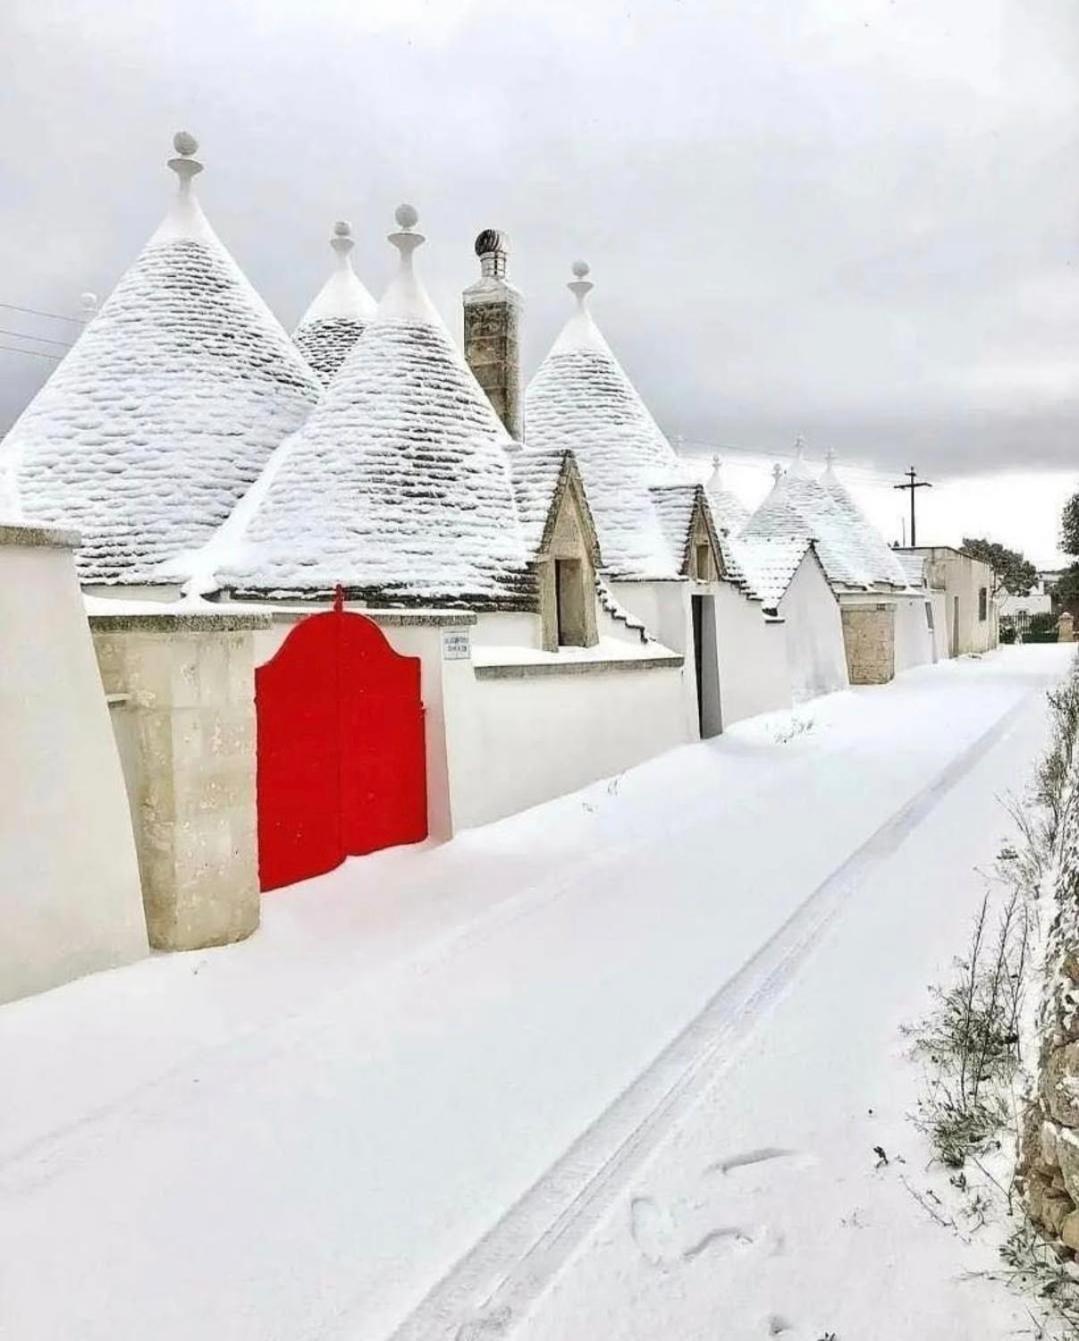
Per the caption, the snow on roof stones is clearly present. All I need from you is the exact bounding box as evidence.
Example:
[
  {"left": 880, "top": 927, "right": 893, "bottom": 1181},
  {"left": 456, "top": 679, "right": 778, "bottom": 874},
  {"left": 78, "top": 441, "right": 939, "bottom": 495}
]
[
  {"left": 292, "top": 220, "right": 377, "bottom": 386},
  {"left": 523, "top": 262, "right": 681, "bottom": 580},
  {"left": 728, "top": 534, "right": 815, "bottom": 611},
  {"left": 819, "top": 451, "right": 911, "bottom": 589},
  {"left": 219, "top": 206, "right": 533, "bottom": 609},
  {"left": 0, "top": 133, "right": 321, "bottom": 586},
  {"left": 742, "top": 444, "right": 902, "bottom": 592}
]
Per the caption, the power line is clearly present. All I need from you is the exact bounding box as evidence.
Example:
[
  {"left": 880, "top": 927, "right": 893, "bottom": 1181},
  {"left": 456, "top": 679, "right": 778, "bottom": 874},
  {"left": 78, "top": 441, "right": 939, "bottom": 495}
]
[
  {"left": 0, "top": 343, "right": 62, "bottom": 361},
  {"left": 0, "top": 300, "right": 85, "bottom": 326},
  {"left": 0, "top": 326, "right": 73, "bottom": 349}
]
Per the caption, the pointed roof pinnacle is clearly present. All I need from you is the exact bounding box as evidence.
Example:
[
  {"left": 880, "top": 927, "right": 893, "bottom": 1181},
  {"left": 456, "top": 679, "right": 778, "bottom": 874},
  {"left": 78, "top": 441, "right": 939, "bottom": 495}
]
[
  {"left": 389, "top": 203, "right": 424, "bottom": 261},
  {"left": 167, "top": 130, "right": 203, "bottom": 193},
  {"left": 330, "top": 219, "right": 355, "bottom": 264},
  {"left": 378, "top": 204, "right": 443, "bottom": 326},
  {"left": 772, "top": 462, "right": 784, "bottom": 483},
  {"left": 568, "top": 259, "right": 593, "bottom": 308},
  {"left": 824, "top": 446, "right": 837, "bottom": 476}
]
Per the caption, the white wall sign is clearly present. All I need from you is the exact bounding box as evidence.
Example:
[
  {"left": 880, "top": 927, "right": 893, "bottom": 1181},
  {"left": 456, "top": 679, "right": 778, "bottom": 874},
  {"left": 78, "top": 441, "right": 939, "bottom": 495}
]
[{"left": 442, "top": 630, "right": 471, "bottom": 662}]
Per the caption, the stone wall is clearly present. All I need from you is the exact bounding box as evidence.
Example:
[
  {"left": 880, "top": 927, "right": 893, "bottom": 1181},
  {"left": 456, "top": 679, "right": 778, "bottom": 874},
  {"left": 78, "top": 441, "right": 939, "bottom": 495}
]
[
  {"left": 91, "top": 611, "right": 268, "bottom": 951},
  {"left": 840, "top": 603, "right": 895, "bottom": 685}
]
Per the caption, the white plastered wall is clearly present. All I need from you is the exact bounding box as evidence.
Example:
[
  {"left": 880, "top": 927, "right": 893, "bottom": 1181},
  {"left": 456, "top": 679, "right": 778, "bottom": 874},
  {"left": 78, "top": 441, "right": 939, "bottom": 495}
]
[
  {"left": 0, "top": 529, "right": 147, "bottom": 1003},
  {"left": 444, "top": 662, "right": 691, "bottom": 830},
  {"left": 893, "top": 593, "right": 937, "bottom": 674},
  {"left": 713, "top": 581, "right": 793, "bottom": 726},
  {"left": 779, "top": 557, "right": 849, "bottom": 703}
]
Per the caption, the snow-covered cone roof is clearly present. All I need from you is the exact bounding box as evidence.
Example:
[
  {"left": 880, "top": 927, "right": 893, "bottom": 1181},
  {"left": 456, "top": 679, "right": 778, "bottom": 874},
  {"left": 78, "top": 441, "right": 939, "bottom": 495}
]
[
  {"left": 523, "top": 262, "right": 680, "bottom": 579},
  {"left": 0, "top": 133, "right": 320, "bottom": 585},
  {"left": 292, "top": 220, "right": 377, "bottom": 385},
  {"left": 741, "top": 445, "right": 874, "bottom": 591},
  {"left": 216, "top": 206, "right": 532, "bottom": 609},
  {"left": 704, "top": 455, "right": 750, "bottom": 535},
  {"left": 819, "top": 451, "right": 910, "bottom": 588}
]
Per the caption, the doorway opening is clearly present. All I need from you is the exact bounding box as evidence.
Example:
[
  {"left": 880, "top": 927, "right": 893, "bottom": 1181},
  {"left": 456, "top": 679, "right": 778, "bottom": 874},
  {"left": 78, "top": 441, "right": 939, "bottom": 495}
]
[
  {"left": 555, "top": 558, "right": 587, "bottom": 646},
  {"left": 691, "top": 594, "right": 722, "bottom": 738}
]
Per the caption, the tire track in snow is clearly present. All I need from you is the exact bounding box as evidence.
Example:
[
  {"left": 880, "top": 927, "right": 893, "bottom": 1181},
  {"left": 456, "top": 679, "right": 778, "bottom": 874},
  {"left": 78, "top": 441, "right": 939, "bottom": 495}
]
[{"left": 378, "top": 690, "right": 1033, "bottom": 1341}]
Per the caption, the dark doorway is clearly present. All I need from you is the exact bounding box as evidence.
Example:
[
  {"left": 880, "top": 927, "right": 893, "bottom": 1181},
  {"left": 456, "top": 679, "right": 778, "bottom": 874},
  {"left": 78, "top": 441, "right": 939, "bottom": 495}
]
[
  {"left": 691, "top": 594, "right": 722, "bottom": 738},
  {"left": 555, "top": 558, "right": 587, "bottom": 646}
]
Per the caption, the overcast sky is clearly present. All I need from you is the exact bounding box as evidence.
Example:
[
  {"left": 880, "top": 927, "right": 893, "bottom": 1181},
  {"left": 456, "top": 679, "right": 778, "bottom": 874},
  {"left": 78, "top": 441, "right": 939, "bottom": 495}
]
[{"left": 2, "top": 0, "right": 1077, "bottom": 563}]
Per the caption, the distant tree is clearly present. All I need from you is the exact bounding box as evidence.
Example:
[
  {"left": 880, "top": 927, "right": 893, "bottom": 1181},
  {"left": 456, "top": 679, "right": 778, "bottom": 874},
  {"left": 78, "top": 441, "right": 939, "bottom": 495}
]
[
  {"left": 960, "top": 537, "right": 1037, "bottom": 597},
  {"left": 1054, "top": 563, "right": 1079, "bottom": 617},
  {"left": 1062, "top": 494, "right": 1079, "bottom": 557}
]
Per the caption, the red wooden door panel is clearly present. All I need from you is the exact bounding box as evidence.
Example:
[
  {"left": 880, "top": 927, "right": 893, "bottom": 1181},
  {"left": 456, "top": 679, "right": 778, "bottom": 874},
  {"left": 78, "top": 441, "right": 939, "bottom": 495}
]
[{"left": 256, "top": 607, "right": 427, "bottom": 892}]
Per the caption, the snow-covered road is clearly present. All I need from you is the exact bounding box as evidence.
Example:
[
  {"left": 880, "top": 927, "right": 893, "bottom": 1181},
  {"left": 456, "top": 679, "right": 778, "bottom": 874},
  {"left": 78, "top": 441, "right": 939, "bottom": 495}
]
[{"left": 0, "top": 645, "right": 1071, "bottom": 1340}]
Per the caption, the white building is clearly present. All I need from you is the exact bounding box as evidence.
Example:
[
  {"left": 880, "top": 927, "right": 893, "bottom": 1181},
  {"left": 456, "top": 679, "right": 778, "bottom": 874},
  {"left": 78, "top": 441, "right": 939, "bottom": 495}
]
[{"left": 741, "top": 446, "right": 937, "bottom": 683}]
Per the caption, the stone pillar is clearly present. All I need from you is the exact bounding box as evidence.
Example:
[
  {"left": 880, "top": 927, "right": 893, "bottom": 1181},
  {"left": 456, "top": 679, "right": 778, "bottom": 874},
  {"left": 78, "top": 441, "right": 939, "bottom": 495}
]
[
  {"left": 840, "top": 603, "right": 896, "bottom": 684},
  {"left": 463, "top": 229, "right": 522, "bottom": 440},
  {"left": 91, "top": 611, "right": 271, "bottom": 952},
  {"left": 0, "top": 525, "right": 148, "bottom": 1002},
  {"left": 1059, "top": 611, "right": 1075, "bottom": 643}
]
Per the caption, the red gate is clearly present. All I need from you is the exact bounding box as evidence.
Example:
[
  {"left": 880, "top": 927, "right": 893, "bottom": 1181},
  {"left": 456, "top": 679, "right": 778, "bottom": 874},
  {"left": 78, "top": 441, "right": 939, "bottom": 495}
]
[{"left": 255, "top": 603, "right": 427, "bottom": 891}]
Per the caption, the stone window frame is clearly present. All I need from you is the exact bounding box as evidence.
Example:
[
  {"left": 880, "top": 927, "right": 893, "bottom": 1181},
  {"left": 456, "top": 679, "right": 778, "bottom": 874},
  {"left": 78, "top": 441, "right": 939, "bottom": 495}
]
[{"left": 536, "top": 454, "right": 602, "bottom": 654}]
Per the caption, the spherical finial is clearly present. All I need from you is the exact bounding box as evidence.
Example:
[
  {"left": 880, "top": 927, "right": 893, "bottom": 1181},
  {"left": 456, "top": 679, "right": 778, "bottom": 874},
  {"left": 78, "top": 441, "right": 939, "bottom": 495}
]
[
  {"left": 80, "top": 291, "right": 98, "bottom": 311},
  {"left": 333, "top": 220, "right": 352, "bottom": 238},
  {"left": 571, "top": 259, "right": 590, "bottom": 279},
  {"left": 772, "top": 462, "right": 783, "bottom": 483},
  {"left": 395, "top": 203, "right": 419, "bottom": 230},
  {"left": 173, "top": 130, "right": 198, "bottom": 157}
]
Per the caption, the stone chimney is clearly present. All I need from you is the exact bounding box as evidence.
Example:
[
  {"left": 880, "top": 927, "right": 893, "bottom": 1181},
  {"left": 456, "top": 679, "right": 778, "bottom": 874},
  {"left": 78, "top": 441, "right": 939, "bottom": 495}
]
[{"left": 463, "top": 229, "right": 522, "bottom": 441}]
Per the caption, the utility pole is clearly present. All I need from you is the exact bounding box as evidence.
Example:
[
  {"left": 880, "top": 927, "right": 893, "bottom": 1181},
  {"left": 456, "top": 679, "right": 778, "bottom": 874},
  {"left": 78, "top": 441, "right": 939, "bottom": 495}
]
[{"left": 893, "top": 467, "right": 932, "bottom": 547}]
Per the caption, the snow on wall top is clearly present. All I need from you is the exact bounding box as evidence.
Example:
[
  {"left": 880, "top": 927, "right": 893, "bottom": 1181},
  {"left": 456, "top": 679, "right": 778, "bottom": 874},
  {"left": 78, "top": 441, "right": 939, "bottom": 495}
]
[
  {"left": 292, "top": 220, "right": 377, "bottom": 386},
  {"left": 216, "top": 207, "right": 533, "bottom": 609},
  {"left": 0, "top": 134, "right": 321, "bottom": 585},
  {"left": 704, "top": 456, "right": 751, "bottom": 536},
  {"left": 523, "top": 264, "right": 681, "bottom": 580},
  {"left": 728, "top": 534, "right": 814, "bottom": 610},
  {"left": 741, "top": 448, "right": 901, "bottom": 592}
]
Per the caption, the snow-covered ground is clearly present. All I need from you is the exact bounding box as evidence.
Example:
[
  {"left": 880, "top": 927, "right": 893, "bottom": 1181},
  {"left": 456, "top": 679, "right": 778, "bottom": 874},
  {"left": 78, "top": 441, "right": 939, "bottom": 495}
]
[{"left": 0, "top": 645, "right": 1071, "bottom": 1340}]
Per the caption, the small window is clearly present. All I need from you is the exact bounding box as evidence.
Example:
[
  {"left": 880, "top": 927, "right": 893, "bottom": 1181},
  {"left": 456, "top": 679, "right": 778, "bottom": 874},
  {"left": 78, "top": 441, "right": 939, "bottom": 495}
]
[
  {"left": 978, "top": 587, "right": 988, "bottom": 622},
  {"left": 695, "top": 543, "right": 711, "bottom": 580},
  {"left": 555, "top": 558, "right": 587, "bottom": 646},
  {"left": 925, "top": 601, "right": 934, "bottom": 631}
]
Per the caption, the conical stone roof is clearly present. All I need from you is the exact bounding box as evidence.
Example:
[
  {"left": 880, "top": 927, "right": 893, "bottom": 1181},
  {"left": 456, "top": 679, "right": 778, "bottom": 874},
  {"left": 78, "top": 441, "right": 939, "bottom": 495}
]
[
  {"left": 0, "top": 133, "right": 321, "bottom": 585},
  {"left": 819, "top": 454, "right": 910, "bottom": 588},
  {"left": 704, "top": 455, "right": 750, "bottom": 535},
  {"left": 217, "top": 206, "right": 532, "bottom": 609},
  {"left": 742, "top": 445, "right": 899, "bottom": 591},
  {"left": 523, "top": 263, "right": 680, "bottom": 580},
  {"left": 292, "top": 219, "right": 377, "bottom": 385}
]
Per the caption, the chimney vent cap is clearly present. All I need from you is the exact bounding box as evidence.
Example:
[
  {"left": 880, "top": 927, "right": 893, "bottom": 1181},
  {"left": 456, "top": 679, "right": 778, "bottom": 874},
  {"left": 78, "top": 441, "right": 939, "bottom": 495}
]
[{"left": 475, "top": 228, "right": 508, "bottom": 257}]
